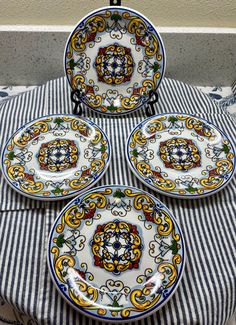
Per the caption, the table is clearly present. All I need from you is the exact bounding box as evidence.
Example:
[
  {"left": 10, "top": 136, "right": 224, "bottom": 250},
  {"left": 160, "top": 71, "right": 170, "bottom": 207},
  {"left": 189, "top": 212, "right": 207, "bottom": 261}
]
[{"left": 0, "top": 77, "right": 235, "bottom": 325}]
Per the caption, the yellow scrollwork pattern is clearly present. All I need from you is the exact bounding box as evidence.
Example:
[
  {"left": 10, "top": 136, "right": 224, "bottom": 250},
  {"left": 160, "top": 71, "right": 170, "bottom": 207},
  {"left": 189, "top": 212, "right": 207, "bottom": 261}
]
[
  {"left": 91, "top": 220, "right": 142, "bottom": 274},
  {"left": 3, "top": 116, "right": 109, "bottom": 197},
  {"left": 200, "top": 159, "right": 233, "bottom": 189},
  {"left": 128, "top": 114, "right": 234, "bottom": 195},
  {"left": 6, "top": 165, "right": 44, "bottom": 193},
  {"left": 177, "top": 115, "right": 216, "bottom": 141},
  {"left": 68, "top": 12, "right": 110, "bottom": 55},
  {"left": 65, "top": 9, "right": 164, "bottom": 114},
  {"left": 56, "top": 189, "right": 111, "bottom": 233},
  {"left": 121, "top": 288, "right": 162, "bottom": 318},
  {"left": 49, "top": 186, "right": 184, "bottom": 319},
  {"left": 13, "top": 119, "right": 50, "bottom": 147},
  {"left": 69, "top": 281, "right": 99, "bottom": 309},
  {"left": 123, "top": 12, "right": 160, "bottom": 59},
  {"left": 135, "top": 161, "right": 176, "bottom": 191}
]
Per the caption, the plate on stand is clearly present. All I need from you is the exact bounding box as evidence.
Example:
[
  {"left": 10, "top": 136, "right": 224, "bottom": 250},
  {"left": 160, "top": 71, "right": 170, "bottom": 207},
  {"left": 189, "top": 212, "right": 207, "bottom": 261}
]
[
  {"left": 126, "top": 113, "right": 235, "bottom": 198},
  {"left": 1, "top": 114, "right": 111, "bottom": 200},
  {"left": 47, "top": 185, "right": 185, "bottom": 322},
  {"left": 64, "top": 6, "right": 165, "bottom": 115}
]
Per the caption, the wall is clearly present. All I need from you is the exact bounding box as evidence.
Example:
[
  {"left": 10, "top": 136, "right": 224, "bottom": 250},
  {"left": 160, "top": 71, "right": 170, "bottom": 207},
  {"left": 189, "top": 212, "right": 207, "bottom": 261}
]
[
  {"left": 0, "top": 27, "right": 235, "bottom": 86},
  {"left": 0, "top": 0, "right": 236, "bottom": 27}
]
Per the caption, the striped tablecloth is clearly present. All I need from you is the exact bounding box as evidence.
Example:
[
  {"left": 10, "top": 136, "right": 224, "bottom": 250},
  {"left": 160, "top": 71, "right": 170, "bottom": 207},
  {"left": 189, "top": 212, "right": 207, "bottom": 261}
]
[{"left": 0, "top": 77, "right": 235, "bottom": 325}]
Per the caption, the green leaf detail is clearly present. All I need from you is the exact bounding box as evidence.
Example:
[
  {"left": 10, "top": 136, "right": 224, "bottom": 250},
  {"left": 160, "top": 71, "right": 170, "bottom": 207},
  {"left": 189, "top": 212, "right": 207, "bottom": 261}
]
[
  {"left": 56, "top": 234, "right": 66, "bottom": 248},
  {"left": 112, "top": 299, "right": 122, "bottom": 308},
  {"left": 168, "top": 116, "right": 178, "bottom": 124},
  {"left": 222, "top": 144, "right": 230, "bottom": 154},
  {"left": 54, "top": 117, "right": 64, "bottom": 125},
  {"left": 111, "top": 14, "right": 122, "bottom": 22},
  {"left": 186, "top": 186, "right": 198, "bottom": 194},
  {"left": 100, "top": 144, "right": 106, "bottom": 153},
  {"left": 170, "top": 240, "right": 179, "bottom": 254},
  {"left": 132, "top": 149, "right": 139, "bottom": 157},
  {"left": 153, "top": 62, "right": 160, "bottom": 72},
  {"left": 107, "top": 104, "right": 117, "bottom": 111},
  {"left": 8, "top": 151, "right": 15, "bottom": 160},
  {"left": 69, "top": 59, "right": 77, "bottom": 70},
  {"left": 52, "top": 186, "right": 63, "bottom": 195},
  {"left": 113, "top": 190, "right": 125, "bottom": 198}
]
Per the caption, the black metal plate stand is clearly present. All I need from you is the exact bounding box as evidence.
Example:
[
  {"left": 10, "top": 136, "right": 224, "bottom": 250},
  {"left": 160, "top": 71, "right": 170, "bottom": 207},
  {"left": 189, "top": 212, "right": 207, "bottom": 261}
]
[
  {"left": 70, "top": 0, "right": 159, "bottom": 117},
  {"left": 110, "top": 0, "right": 121, "bottom": 5},
  {"left": 71, "top": 89, "right": 83, "bottom": 116},
  {"left": 145, "top": 90, "right": 159, "bottom": 117}
]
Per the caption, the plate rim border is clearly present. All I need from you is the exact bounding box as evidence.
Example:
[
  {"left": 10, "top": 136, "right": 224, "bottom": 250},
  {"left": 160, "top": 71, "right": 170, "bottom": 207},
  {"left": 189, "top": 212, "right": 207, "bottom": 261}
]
[
  {"left": 125, "top": 112, "right": 236, "bottom": 199},
  {"left": 63, "top": 5, "right": 166, "bottom": 116},
  {"left": 47, "top": 184, "right": 186, "bottom": 322},
  {"left": 1, "top": 113, "right": 111, "bottom": 201}
]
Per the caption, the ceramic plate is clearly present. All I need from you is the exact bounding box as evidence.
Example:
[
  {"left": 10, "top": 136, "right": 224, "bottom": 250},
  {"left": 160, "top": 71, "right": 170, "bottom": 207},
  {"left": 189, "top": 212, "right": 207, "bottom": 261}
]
[
  {"left": 48, "top": 185, "right": 185, "bottom": 322},
  {"left": 64, "top": 6, "right": 165, "bottom": 116},
  {"left": 126, "top": 113, "right": 235, "bottom": 198},
  {"left": 1, "top": 115, "right": 111, "bottom": 200}
]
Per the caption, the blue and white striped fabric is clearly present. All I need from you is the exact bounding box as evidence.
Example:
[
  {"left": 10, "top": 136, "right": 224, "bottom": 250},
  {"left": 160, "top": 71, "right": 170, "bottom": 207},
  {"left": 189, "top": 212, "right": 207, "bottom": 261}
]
[{"left": 0, "top": 77, "right": 235, "bottom": 325}]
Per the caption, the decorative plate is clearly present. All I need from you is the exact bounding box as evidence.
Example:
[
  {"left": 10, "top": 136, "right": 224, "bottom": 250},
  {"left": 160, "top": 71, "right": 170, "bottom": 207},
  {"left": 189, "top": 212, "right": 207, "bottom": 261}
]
[
  {"left": 48, "top": 185, "right": 185, "bottom": 322},
  {"left": 64, "top": 6, "right": 165, "bottom": 116},
  {"left": 126, "top": 113, "right": 235, "bottom": 198},
  {"left": 1, "top": 115, "right": 110, "bottom": 200}
]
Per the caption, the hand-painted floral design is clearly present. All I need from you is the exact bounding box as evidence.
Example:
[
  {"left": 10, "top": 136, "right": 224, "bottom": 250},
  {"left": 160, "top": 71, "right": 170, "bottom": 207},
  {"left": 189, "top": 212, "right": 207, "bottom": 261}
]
[
  {"left": 65, "top": 7, "right": 165, "bottom": 115},
  {"left": 149, "top": 234, "right": 181, "bottom": 263},
  {"left": 106, "top": 12, "right": 127, "bottom": 39},
  {"left": 131, "top": 145, "right": 154, "bottom": 162},
  {"left": 95, "top": 44, "right": 134, "bottom": 85},
  {"left": 159, "top": 138, "right": 201, "bottom": 171},
  {"left": 6, "top": 148, "right": 33, "bottom": 166},
  {"left": 100, "top": 280, "right": 130, "bottom": 310},
  {"left": 106, "top": 188, "right": 132, "bottom": 217},
  {"left": 48, "top": 185, "right": 185, "bottom": 320},
  {"left": 2, "top": 115, "right": 110, "bottom": 199},
  {"left": 67, "top": 53, "right": 90, "bottom": 75},
  {"left": 38, "top": 139, "right": 79, "bottom": 172},
  {"left": 91, "top": 220, "right": 143, "bottom": 275},
  {"left": 54, "top": 229, "right": 86, "bottom": 256},
  {"left": 127, "top": 114, "right": 235, "bottom": 197},
  {"left": 138, "top": 56, "right": 160, "bottom": 78}
]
